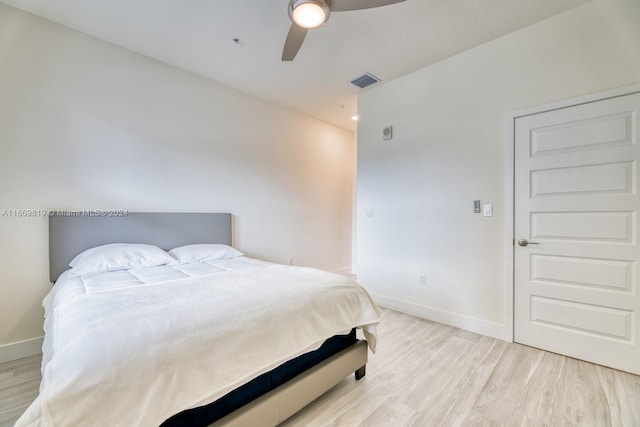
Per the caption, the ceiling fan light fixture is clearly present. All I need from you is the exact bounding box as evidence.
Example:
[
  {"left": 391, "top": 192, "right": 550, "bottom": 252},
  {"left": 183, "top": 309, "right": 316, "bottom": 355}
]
[
  {"left": 282, "top": 0, "right": 405, "bottom": 61},
  {"left": 289, "top": 0, "right": 330, "bottom": 29}
]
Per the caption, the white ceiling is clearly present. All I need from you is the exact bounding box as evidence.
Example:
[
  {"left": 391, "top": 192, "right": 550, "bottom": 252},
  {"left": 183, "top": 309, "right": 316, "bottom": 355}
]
[{"left": 1, "top": 0, "right": 589, "bottom": 131}]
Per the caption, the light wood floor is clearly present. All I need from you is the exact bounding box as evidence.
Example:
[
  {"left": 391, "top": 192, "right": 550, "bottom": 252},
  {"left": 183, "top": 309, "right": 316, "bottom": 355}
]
[
  {"left": 1, "top": 309, "right": 639, "bottom": 426},
  {"left": 0, "top": 353, "right": 40, "bottom": 427},
  {"left": 281, "top": 309, "right": 640, "bottom": 427}
]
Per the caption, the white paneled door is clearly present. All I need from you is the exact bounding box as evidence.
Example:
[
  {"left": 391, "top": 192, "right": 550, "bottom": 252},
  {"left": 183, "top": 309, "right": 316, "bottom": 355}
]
[{"left": 514, "top": 92, "right": 640, "bottom": 375}]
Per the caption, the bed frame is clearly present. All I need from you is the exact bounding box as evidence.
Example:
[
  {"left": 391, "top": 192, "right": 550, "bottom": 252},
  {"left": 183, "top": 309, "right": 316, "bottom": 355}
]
[{"left": 48, "top": 212, "right": 368, "bottom": 426}]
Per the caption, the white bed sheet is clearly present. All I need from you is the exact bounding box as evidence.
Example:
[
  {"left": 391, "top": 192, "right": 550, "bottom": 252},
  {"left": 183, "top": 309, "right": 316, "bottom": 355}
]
[{"left": 16, "top": 257, "right": 380, "bottom": 427}]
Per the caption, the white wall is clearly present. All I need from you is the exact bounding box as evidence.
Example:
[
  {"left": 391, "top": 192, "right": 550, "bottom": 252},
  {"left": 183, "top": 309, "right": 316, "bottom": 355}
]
[
  {"left": 356, "top": 0, "right": 640, "bottom": 338},
  {"left": 0, "top": 4, "right": 356, "bottom": 357}
]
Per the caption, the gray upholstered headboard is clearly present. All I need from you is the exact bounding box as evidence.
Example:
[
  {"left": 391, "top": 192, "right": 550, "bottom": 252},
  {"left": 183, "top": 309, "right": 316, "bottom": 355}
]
[{"left": 49, "top": 212, "right": 232, "bottom": 282}]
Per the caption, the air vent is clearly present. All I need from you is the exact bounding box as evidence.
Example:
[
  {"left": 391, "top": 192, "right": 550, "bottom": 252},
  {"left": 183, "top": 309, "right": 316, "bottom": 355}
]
[{"left": 350, "top": 73, "right": 380, "bottom": 89}]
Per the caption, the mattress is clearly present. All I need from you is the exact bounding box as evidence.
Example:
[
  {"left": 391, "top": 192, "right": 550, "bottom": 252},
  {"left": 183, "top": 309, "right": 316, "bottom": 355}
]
[{"left": 16, "top": 256, "right": 380, "bottom": 427}]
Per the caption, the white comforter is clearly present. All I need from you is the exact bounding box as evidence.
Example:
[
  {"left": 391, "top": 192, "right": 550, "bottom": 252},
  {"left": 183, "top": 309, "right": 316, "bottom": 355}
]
[{"left": 16, "top": 257, "right": 380, "bottom": 427}]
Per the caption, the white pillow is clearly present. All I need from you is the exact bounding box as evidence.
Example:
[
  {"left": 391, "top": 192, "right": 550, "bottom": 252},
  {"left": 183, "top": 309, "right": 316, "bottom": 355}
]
[
  {"left": 169, "top": 244, "right": 244, "bottom": 264},
  {"left": 69, "top": 243, "right": 175, "bottom": 276}
]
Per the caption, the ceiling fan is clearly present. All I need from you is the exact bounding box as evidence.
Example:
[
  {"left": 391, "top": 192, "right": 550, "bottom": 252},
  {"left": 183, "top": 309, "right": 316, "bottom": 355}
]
[{"left": 282, "top": 0, "right": 406, "bottom": 61}]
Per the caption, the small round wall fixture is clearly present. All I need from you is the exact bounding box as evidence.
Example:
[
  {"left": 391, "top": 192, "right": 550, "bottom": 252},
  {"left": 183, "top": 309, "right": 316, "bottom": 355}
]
[{"left": 383, "top": 126, "right": 393, "bottom": 141}]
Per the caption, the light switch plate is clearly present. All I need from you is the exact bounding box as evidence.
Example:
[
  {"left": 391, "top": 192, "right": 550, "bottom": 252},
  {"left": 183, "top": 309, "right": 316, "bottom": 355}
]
[{"left": 483, "top": 204, "right": 493, "bottom": 217}]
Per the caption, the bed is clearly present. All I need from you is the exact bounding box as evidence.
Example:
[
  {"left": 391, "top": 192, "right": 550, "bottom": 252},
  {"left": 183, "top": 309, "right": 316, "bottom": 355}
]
[{"left": 16, "top": 212, "right": 380, "bottom": 427}]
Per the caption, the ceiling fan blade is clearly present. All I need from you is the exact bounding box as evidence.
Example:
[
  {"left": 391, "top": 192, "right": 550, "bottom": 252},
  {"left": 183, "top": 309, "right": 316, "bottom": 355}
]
[
  {"left": 282, "top": 24, "right": 308, "bottom": 61},
  {"left": 327, "top": 0, "right": 405, "bottom": 12}
]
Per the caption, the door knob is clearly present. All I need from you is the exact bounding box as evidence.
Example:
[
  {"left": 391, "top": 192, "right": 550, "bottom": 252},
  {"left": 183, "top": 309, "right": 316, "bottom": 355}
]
[{"left": 517, "top": 239, "right": 539, "bottom": 247}]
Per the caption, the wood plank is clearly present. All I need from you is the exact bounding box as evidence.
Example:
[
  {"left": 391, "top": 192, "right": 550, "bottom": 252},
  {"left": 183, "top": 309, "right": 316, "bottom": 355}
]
[
  {"left": 563, "top": 358, "right": 612, "bottom": 426},
  {"left": 357, "top": 398, "right": 416, "bottom": 427},
  {"left": 0, "top": 354, "right": 41, "bottom": 389},
  {"left": 519, "top": 350, "right": 567, "bottom": 425},
  {"left": 595, "top": 363, "right": 640, "bottom": 426},
  {"left": 472, "top": 344, "right": 545, "bottom": 423}
]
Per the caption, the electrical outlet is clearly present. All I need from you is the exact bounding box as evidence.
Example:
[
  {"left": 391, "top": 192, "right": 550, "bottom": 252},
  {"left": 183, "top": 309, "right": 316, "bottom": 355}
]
[
  {"left": 419, "top": 274, "right": 427, "bottom": 286},
  {"left": 287, "top": 257, "right": 293, "bottom": 265}
]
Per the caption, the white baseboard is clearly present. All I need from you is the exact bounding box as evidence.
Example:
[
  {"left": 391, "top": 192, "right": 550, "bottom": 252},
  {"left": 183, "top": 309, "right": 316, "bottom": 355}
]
[
  {"left": 0, "top": 336, "right": 43, "bottom": 364},
  {"left": 370, "top": 293, "right": 506, "bottom": 341}
]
